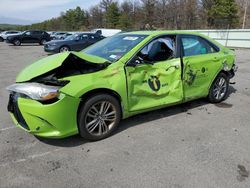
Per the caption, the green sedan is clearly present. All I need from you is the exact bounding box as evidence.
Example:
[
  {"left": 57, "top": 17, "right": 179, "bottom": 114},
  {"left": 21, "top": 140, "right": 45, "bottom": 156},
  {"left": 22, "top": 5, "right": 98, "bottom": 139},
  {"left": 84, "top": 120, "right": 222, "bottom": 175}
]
[{"left": 7, "top": 31, "right": 237, "bottom": 140}]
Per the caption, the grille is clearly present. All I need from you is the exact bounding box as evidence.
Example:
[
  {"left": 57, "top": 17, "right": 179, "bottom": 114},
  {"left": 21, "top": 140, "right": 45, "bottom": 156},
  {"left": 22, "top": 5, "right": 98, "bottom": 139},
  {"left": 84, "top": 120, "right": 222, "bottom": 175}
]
[{"left": 8, "top": 94, "right": 30, "bottom": 130}]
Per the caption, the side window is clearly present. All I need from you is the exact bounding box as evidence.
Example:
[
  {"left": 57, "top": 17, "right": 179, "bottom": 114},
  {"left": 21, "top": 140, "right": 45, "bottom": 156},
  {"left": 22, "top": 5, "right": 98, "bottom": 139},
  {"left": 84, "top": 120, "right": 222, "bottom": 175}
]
[
  {"left": 81, "top": 35, "right": 88, "bottom": 40},
  {"left": 25, "top": 31, "right": 31, "bottom": 35},
  {"left": 139, "top": 37, "right": 175, "bottom": 62},
  {"left": 89, "top": 35, "right": 95, "bottom": 40},
  {"left": 181, "top": 36, "right": 217, "bottom": 57},
  {"left": 33, "top": 31, "right": 41, "bottom": 35}
]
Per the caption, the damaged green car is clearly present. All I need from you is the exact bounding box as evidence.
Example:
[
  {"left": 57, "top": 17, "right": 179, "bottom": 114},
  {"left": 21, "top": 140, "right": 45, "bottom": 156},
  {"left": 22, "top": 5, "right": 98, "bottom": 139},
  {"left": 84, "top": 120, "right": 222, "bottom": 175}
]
[{"left": 7, "top": 31, "right": 237, "bottom": 140}]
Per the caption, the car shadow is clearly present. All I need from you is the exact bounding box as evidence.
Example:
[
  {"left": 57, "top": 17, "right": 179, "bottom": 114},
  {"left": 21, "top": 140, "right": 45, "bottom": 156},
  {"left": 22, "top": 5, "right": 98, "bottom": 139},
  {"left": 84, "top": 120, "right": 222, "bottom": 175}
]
[
  {"left": 8, "top": 44, "right": 42, "bottom": 46},
  {"left": 35, "top": 134, "right": 88, "bottom": 147},
  {"left": 228, "top": 85, "right": 237, "bottom": 97},
  {"left": 38, "top": 85, "right": 237, "bottom": 147}
]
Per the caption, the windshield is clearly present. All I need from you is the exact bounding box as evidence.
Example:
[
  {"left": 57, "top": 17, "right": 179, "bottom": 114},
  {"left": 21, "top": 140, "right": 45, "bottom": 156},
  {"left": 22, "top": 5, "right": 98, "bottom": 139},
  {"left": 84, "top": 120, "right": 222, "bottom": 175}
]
[{"left": 83, "top": 34, "right": 147, "bottom": 62}]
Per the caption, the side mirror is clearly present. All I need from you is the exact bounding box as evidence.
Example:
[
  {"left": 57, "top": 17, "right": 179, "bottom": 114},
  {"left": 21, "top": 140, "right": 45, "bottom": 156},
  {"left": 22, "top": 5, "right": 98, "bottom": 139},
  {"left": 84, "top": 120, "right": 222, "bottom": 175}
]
[{"left": 75, "top": 37, "right": 80, "bottom": 41}]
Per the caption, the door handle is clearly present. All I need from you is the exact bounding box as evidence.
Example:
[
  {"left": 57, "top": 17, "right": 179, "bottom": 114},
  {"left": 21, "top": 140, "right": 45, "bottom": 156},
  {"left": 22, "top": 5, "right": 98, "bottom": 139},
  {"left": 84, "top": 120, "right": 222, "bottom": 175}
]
[{"left": 166, "top": 65, "right": 179, "bottom": 71}]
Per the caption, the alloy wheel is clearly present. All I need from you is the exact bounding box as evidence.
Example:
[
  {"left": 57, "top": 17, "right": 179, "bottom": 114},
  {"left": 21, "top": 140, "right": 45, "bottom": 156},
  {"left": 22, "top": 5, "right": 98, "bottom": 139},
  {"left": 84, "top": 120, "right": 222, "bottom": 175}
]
[
  {"left": 84, "top": 101, "right": 117, "bottom": 136},
  {"left": 212, "top": 77, "right": 227, "bottom": 100},
  {"left": 60, "top": 47, "right": 69, "bottom": 52},
  {"left": 41, "top": 39, "right": 47, "bottom": 45}
]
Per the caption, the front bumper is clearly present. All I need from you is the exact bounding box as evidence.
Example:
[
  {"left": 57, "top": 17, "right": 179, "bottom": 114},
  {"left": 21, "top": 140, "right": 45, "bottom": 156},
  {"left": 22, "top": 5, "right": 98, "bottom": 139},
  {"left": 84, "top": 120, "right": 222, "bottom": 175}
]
[
  {"left": 5, "top": 39, "right": 13, "bottom": 44},
  {"left": 44, "top": 44, "right": 59, "bottom": 53},
  {"left": 229, "top": 64, "right": 238, "bottom": 78},
  {"left": 8, "top": 93, "right": 80, "bottom": 138}
]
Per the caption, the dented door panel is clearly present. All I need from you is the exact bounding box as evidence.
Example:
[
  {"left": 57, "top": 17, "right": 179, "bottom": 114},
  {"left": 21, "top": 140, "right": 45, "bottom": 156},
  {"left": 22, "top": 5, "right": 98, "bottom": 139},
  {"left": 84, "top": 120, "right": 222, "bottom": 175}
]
[
  {"left": 183, "top": 53, "right": 224, "bottom": 101},
  {"left": 126, "top": 58, "right": 183, "bottom": 111}
]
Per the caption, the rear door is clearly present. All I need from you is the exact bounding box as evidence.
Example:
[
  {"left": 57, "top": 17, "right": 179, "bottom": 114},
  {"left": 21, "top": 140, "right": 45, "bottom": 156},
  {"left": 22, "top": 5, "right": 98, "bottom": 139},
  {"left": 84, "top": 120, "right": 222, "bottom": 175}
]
[
  {"left": 88, "top": 34, "right": 101, "bottom": 45},
  {"left": 74, "top": 34, "right": 89, "bottom": 51},
  {"left": 180, "top": 34, "right": 223, "bottom": 101},
  {"left": 32, "top": 31, "right": 41, "bottom": 42}
]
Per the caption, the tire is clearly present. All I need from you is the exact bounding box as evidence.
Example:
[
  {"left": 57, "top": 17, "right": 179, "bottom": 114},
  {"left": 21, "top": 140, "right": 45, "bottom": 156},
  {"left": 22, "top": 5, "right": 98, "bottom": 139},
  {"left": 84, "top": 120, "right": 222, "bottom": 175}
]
[
  {"left": 59, "top": 46, "right": 70, "bottom": 52},
  {"left": 13, "top": 39, "right": 21, "bottom": 46},
  {"left": 78, "top": 94, "right": 121, "bottom": 141},
  {"left": 40, "top": 39, "right": 47, "bottom": 45},
  {"left": 0, "top": 37, "right": 3, "bottom": 42},
  {"left": 208, "top": 72, "right": 229, "bottom": 103}
]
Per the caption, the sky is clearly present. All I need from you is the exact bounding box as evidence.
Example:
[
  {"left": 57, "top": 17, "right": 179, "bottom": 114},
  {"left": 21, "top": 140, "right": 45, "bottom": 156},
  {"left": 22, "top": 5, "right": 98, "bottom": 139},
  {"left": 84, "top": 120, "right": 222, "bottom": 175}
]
[{"left": 0, "top": 0, "right": 103, "bottom": 24}]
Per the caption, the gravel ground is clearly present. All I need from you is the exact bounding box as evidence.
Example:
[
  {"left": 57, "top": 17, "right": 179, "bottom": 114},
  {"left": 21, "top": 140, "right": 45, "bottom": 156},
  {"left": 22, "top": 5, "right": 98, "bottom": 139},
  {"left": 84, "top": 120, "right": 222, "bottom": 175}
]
[{"left": 0, "top": 42, "right": 250, "bottom": 188}]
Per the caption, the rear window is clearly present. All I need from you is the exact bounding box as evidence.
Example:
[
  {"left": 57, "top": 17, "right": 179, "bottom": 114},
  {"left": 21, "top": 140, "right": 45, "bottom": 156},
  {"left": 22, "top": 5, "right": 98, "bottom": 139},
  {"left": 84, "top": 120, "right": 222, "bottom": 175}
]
[{"left": 181, "top": 35, "right": 219, "bottom": 56}]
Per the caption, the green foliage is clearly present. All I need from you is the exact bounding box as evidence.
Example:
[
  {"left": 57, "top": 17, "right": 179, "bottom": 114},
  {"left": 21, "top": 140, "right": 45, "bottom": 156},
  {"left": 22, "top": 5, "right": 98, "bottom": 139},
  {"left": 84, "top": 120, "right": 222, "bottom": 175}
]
[
  {"left": 105, "top": 2, "right": 120, "bottom": 28},
  {"left": 8, "top": 0, "right": 242, "bottom": 32},
  {"left": 207, "top": 0, "right": 239, "bottom": 28},
  {"left": 0, "top": 24, "right": 20, "bottom": 31},
  {"left": 118, "top": 1, "right": 133, "bottom": 30},
  {"left": 18, "top": 6, "right": 88, "bottom": 31}
]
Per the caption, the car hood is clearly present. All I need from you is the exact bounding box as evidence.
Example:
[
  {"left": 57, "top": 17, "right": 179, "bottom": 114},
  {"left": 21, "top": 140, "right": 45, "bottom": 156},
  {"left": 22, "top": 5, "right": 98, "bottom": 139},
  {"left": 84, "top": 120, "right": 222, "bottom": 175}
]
[{"left": 16, "top": 51, "right": 110, "bottom": 83}]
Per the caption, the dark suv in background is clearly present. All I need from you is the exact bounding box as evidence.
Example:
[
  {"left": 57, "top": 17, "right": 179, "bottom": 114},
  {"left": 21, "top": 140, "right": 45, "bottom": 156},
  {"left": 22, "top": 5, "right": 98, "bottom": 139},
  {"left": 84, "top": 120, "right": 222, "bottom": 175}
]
[{"left": 6, "top": 30, "right": 51, "bottom": 46}]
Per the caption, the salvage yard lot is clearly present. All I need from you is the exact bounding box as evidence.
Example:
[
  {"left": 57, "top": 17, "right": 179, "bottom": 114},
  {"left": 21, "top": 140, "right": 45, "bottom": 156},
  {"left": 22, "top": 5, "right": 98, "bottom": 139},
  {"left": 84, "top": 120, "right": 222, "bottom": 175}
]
[{"left": 0, "top": 42, "right": 250, "bottom": 188}]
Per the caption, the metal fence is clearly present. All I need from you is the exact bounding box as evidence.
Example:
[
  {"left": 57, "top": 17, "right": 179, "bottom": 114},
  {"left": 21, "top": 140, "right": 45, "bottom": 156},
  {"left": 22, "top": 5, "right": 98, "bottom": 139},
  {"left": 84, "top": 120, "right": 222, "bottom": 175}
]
[{"left": 189, "top": 29, "right": 250, "bottom": 48}]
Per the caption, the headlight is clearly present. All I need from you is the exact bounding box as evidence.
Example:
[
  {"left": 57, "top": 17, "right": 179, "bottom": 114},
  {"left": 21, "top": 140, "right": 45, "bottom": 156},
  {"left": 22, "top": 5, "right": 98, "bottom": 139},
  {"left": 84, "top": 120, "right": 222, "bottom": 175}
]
[{"left": 6, "top": 83, "right": 60, "bottom": 101}]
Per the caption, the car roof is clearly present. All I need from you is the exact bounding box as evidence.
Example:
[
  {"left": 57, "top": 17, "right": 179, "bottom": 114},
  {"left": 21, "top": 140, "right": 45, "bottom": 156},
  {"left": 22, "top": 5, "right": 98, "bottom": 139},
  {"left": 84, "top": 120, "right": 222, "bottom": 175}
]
[
  {"left": 25, "top": 30, "right": 46, "bottom": 32},
  {"left": 123, "top": 30, "right": 204, "bottom": 37}
]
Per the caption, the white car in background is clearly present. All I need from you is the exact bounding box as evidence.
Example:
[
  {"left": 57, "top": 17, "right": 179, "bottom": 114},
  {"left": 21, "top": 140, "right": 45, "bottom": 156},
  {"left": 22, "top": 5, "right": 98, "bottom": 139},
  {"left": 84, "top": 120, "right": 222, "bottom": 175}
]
[
  {"left": 91, "top": 28, "right": 121, "bottom": 37},
  {"left": 0, "top": 30, "right": 20, "bottom": 42}
]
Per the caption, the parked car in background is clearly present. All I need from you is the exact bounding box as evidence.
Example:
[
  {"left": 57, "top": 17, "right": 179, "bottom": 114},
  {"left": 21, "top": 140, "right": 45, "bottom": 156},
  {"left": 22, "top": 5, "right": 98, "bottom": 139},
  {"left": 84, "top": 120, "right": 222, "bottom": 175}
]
[
  {"left": 44, "top": 32, "right": 105, "bottom": 53},
  {"left": 50, "top": 32, "right": 68, "bottom": 40},
  {"left": 0, "top": 30, "right": 20, "bottom": 42},
  {"left": 91, "top": 28, "right": 121, "bottom": 37},
  {"left": 6, "top": 31, "right": 237, "bottom": 140},
  {"left": 47, "top": 31, "right": 56, "bottom": 35},
  {"left": 5, "top": 30, "right": 51, "bottom": 46}
]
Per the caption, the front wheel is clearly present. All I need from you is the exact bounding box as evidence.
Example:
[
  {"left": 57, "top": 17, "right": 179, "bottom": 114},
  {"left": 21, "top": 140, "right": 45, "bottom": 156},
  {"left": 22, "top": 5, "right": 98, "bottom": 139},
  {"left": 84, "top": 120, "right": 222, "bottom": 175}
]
[
  {"left": 78, "top": 94, "right": 121, "bottom": 141},
  {"left": 59, "top": 46, "right": 70, "bottom": 52},
  {"left": 208, "top": 72, "right": 229, "bottom": 103}
]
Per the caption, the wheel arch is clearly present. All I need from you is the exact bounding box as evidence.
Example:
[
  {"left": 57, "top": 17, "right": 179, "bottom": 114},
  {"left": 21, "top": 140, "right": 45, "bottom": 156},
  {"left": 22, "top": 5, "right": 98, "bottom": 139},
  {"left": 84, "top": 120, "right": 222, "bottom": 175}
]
[
  {"left": 76, "top": 88, "right": 123, "bottom": 125},
  {"left": 60, "top": 45, "right": 71, "bottom": 50},
  {"left": 207, "top": 69, "right": 231, "bottom": 96}
]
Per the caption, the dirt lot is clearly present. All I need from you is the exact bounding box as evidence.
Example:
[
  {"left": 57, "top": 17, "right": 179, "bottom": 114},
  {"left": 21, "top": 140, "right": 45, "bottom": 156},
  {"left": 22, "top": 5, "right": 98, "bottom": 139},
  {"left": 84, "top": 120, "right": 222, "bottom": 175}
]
[{"left": 0, "top": 42, "right": 250, "bottom": 188}]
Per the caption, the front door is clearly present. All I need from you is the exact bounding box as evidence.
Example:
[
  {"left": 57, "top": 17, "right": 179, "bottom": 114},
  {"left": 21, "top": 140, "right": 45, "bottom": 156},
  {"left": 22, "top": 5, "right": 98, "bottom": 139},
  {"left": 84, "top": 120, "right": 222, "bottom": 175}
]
[
  {"left": 125, "top": 36, "right": 183, "bottom": 112},
  {"left": 22, "top": 31, "right": 34, "bottom": 43},
  {"left": 180, "top": 35, "right": 223, "bottom": 101}
]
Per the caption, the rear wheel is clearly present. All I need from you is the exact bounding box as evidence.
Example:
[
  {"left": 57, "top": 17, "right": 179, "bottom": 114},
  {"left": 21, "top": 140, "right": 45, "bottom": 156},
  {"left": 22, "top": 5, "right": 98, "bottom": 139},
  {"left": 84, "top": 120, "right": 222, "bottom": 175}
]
[
  {"left": 0, "top": 37, "right": 3, "bottom": 42},
  {"left": 40, "top": 39, "right": 47, "bottom": 45},
  {"left": 59, "top": 46, "right": 70, "bottom": 52},
  {"left": 208, "top": 72, "right": 229, "bottom": 103},
  {"left": 78, "top": 94, "right": 121, "bottom": 141},
  {"left": 13, "top": 39, "right": 21, "bottom": 46}
]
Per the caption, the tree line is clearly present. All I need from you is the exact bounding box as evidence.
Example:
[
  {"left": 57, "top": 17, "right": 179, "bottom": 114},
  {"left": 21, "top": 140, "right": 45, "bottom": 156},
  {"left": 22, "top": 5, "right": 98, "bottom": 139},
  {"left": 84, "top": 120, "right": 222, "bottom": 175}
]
[{"left": 16, "top": 0, "right": 249, "bottom": 31}]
